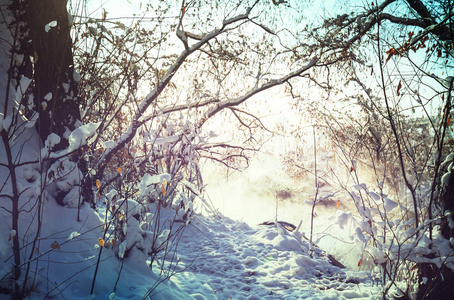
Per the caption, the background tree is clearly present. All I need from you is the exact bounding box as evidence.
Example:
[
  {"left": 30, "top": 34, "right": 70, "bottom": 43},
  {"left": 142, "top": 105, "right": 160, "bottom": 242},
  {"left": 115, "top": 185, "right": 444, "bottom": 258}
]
[{"left": 285, "top": 0, "right": 453, "bottom": 298}]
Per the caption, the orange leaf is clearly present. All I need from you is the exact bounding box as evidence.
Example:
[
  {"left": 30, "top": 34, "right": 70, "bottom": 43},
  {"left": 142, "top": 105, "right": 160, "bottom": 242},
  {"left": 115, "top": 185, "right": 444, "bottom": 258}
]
[
  {"left": 97, "top": 193, "right": 101, "bottom": 200},
  {"left": 98, "top": 238, "right": 105, "bottom": 247},
  {"left": 118, "top": 212, "right": 124, "bottom": 221},
  {"left": 117, "top": 167, "right": 122, "bottom": 174},
  {"left": 358, "top": 258, "right": 362, "bottom": 267},
  {"left": 161, "top": 180, "right": 167, "bottom": 196},
  {"left": 96, "top": 180, "right": 101, "bottom": 189},
  {"left": 448, "top": 117, "right": 451, "bottom": 126},
  {"left": 336, "top": 200, "right": 341, "bottom": 209},
  {"left": 50, "top": 241, "right": 60, "bottom": 251},
  {"left": 161, "top": 185, "right": 167, "bottom": 196},
  {"left": 110, "top": 239, "right": 115, "bottom": 246},
  {"left": 397, "top": 80, "right": 402, "bottom": 96}
]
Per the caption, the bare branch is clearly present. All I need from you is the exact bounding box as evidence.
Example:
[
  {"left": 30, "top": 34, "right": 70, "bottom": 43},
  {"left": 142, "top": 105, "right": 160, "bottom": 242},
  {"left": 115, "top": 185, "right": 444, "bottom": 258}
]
[
  {"left": 200, "top": 58, "right": 317, "bottom": 125},
  {"left": 96, "top": 8, "right": 255, "bottom": 173}
]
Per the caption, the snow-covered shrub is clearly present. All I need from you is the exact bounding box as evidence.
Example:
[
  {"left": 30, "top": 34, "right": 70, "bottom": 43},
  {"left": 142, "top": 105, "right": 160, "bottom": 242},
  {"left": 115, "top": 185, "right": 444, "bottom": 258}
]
[
  {"left": 283, "top": 89, "right": 454, "bottom": 299},
  {"left": 319, "top": 136, "right": 454, "bottom": 299}
]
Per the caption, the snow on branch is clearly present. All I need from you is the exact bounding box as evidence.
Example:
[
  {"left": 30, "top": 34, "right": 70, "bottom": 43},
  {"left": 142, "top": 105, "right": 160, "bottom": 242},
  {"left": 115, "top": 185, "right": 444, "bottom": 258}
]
[
  {"left": 199, "top": 57, "right": 317, "bottom": 125},
  {"left": 95, "top": 7, "right": 255, "bottom": 173}
]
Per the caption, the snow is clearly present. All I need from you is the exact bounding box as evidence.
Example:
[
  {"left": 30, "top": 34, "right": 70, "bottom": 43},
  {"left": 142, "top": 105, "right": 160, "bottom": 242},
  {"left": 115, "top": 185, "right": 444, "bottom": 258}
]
[
  {"left": 355, "top": 227, "right": 366, "bottom": 243},
  {"left": 336, "top": 211, "right": 353, "bottom": 229},
  {"left": 50, "top": 122, "right": 100, "bottom": 157},
  {"left": 45, "top": 20, "right": 57, "bottom": 32},
  {"left": 24, "top": 112, "right": 39, "bottom": 128},
  {"left": 41, "top": 133, "right": 61, "bottom": 157},
  {"left": 168, "top": 214, "right": 377, "bottom": 299},
  {"left": 68, "top": 122, "right": 99, "bottom": 149},
  {"left": 154, "top": 135, "right": 180, "bottom": 145},
  {"left": 73, "top": 70, "right": 82, "bottom": 83},
  {"left": 353, "top": 183, "right": 367, "bottom": 191},
  {"left": 67, "top": 231, "right": 80, "bottom": 240},
  {"left": 368, "top": 191, "right": 380, "bottom": 201},
  {"left": 19, "top": 76, "right": 32, "bottom": 96},
  {"left": 442, "top": 172, "right": 452, "bottom": 186},
  {"left": 383, "top": 198, "right": 398, "bottom": 212},
  {"left": 2, "top": 115, "right": 11, "bottom": 131},
  {"left": 139, "top": 173, "right": 171, "bottom": 199},
  {"left": 103, "top": 140, "right": 115, "bottom": 149}
]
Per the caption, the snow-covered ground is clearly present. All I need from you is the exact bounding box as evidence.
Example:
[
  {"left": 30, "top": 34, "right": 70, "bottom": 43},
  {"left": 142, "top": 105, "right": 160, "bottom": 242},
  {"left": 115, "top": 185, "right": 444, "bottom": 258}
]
[
  {"left": 0, "top": 148, "right": 381, "bottom": 299},
  {"left": 17, "top": 208, "right": 380, "bottom": 300},
  {"left": 0, "top": 125, "right": 381, "bottom": 299},
  {"left": 171, "top": 213, "right": 379, "bottom": 300}
]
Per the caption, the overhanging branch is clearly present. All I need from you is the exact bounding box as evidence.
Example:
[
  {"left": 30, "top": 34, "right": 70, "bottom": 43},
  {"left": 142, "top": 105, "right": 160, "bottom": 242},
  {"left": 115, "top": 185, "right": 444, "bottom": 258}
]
[
  {"left": 199, "top": 57, "right": 318, "bottom": 126},
  {"left": 95, "top": 7, "right": 255, "bottom": 173}
]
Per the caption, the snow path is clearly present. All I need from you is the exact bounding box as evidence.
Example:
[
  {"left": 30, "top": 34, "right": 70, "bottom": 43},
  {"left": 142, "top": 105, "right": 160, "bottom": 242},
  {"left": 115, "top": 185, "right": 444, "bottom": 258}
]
[{"left": 170, "top": 215, "right": 379, "bottom": 300}]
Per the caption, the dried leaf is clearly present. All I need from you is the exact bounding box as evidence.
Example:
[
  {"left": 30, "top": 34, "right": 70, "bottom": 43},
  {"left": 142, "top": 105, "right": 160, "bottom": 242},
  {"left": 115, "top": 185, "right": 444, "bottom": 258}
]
[
  {"left": 110, "top": 239, "right": 115, "bottom": 246},
  {"left": 118, "top": 212, "right": 124, "bottom": 221},
  {"left": 336, "top": 200, "right": 341, "bottom": 209},
  {"left": 50, "top": 241, "right": 60, "bottom": 251},
  {"left": 448, "top": 117, "right": 451, "bottom": 126},
  {"left": 96, "top": 180, "right": 101, "bottom": 189},
  {"left": 33, "top": 50, "right": 39, "bottom": 63},
  {"left": 97, "top": 193, "right": 101, "bottom": 200},
  {"left": 161, "top": 180, "right": 167, "bottom": 196},
  {"left": 358, "top": 258, "right": 362, "bottom": 267},
  {"left": 98, "top": 238, "right": 105, "bottom": 247},
  {"left": 161, "top": 185, "right": 166, "bottom": 196},
  {"left": 397, "top": 80, "right": 402, "bottom": 96},
  {"left": 117, "top": 167, "right": 122, "bottom": 174}
]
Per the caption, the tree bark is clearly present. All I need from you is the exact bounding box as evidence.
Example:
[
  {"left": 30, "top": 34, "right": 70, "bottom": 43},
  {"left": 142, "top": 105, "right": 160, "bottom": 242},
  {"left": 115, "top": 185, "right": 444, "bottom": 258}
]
[{"left": 24, "top": 0, "right": 80, "bottom": 150}]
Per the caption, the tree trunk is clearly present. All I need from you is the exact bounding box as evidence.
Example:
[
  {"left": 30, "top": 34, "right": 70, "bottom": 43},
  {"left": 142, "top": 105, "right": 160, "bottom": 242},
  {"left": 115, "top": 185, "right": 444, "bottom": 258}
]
[
  {"left": 15, "top": 0, "right": 94, "bottom": 206},
  {"left": 24, "top": 0, "right": 80, "bottom": 150}
]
